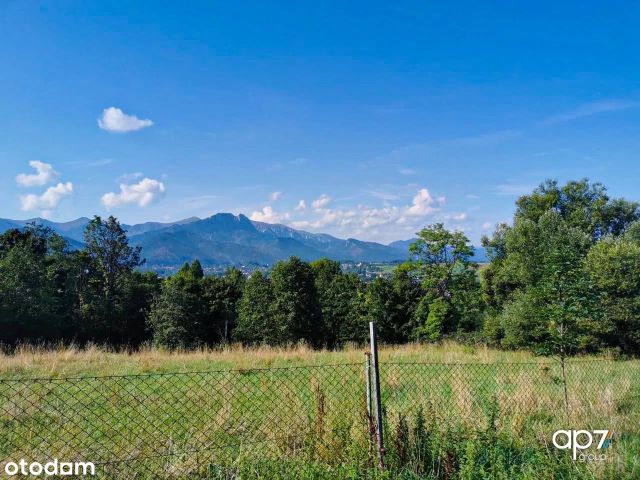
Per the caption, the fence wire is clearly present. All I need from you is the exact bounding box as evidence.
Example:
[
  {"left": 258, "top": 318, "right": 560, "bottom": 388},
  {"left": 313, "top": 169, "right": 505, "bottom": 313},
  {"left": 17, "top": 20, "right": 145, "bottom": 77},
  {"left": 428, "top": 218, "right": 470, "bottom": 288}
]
[
  {"left": 0, "top": 364, "right": 368, "bottom": 478},
  {"left": 1, "top": 359, "right": 639, "bottom": 478}
]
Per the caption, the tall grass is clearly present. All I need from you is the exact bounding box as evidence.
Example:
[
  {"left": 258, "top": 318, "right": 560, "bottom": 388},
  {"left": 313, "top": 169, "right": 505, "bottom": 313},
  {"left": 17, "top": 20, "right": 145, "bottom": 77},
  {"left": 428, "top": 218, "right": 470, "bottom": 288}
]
[
  {"left": 0, "top": 341, "right": 564, "bottom": 378},
  {"left": 0, "top": 343, "right": 638, "bottom": 479}
]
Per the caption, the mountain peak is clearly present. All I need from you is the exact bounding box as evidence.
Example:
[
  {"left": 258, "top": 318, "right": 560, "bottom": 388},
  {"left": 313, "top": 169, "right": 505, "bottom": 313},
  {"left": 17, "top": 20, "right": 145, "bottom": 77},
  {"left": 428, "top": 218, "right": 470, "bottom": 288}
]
[
  {"left": 0, "top": 213, "right": 409, "bottom": 267},
  {"left": 202, "top": 212, "right": 254, "bottom": 226}
]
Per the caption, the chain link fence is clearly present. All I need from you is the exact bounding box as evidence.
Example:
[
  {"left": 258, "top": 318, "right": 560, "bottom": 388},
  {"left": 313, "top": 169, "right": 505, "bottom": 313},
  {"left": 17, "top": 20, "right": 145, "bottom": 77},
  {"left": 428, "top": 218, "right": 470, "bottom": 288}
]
[
  {"left": 380, "top": 360, "right": 640, "bottom": 432},
  {"left": 1, "top": 356, "right": 639, "bottom": 477},
  {"left": 0, "top": 364, "right": 369, "bottom": 477}
]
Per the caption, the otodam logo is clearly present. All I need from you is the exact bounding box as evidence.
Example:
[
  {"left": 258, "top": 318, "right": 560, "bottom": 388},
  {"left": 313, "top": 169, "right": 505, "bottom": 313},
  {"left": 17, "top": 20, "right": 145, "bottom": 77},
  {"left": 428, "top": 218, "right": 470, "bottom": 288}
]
[{"left": 552, "top": 429, "right": 614, "bottom": 461}]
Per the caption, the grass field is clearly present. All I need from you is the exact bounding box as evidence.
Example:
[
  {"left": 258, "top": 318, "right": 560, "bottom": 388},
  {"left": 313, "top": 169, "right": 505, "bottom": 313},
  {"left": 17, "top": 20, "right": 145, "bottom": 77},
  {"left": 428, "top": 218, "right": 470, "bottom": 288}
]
[{"left": 1, "top": 343, "right": 639, "bottom": 479}]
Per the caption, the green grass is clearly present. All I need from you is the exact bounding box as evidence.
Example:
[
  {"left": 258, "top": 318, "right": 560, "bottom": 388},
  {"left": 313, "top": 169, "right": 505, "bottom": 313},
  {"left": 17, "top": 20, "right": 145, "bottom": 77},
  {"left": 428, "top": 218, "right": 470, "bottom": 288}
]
[{"left": 0, "top": 343, "right": 638, "bottom": 479}]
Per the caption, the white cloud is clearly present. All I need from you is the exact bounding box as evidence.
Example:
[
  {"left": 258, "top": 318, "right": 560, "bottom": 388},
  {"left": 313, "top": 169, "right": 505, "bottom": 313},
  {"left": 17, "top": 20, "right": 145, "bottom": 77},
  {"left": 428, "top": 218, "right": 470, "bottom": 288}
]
[
  {"left": 16, "top": 160, "right": 59, "bottom": 187},
  {"left": 398, "top": 168, "right": 416, "bottom": 176},
  {"left": 20, "top": 182, "right": 73, "bottom": 211},
  {"left": 482, "top": 222, "right": 493, "bottom": 230},
  {"left": 291, "top": 187, "right": 443, "bottom": 234},
  {"left": 465, "top": 194, "right": 480, "bottom": 200},
  {"left": 311, "top": 194, "right": 331, "bottom": 209},
  {"left": 407, "top": 189, "right": 442, "bottom": 216},
  {"left": 101, "top": 178, "right": 166, "bottom": 208},
  {"left": 269, "top": 191, "right": 282, "bottom": 202},
  {"left": 97, "top": 107, "right": 153, "bottom": 133},
  {"left": 543, "top": 100, "right": 639, "bottom": 125},
  {"left": 244, "top": 187, "right": 458, "bottom": 242},
  {"left": 249, "top": 206, "right": 290, "bottom": 223}
]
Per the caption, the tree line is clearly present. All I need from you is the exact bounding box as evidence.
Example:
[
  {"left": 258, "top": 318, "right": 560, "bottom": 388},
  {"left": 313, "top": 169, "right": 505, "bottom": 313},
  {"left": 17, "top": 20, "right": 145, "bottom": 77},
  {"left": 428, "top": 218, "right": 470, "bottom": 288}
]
[{"left": 2, "top": 179, "right": 640, "bottom": 355}]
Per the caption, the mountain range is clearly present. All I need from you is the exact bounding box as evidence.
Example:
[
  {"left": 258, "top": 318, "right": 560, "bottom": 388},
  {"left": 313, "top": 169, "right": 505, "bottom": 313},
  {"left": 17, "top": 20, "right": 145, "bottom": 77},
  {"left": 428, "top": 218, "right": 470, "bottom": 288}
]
[{"left": 0, "top": 214, "right": 486, "bottom": 268}]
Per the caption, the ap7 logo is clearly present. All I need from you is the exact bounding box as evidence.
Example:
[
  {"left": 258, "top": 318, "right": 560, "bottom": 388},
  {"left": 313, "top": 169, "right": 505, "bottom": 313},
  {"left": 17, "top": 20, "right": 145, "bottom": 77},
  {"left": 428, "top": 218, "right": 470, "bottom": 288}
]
[{"left": 552, "top": 429, "right": 613, "bottom": 461}]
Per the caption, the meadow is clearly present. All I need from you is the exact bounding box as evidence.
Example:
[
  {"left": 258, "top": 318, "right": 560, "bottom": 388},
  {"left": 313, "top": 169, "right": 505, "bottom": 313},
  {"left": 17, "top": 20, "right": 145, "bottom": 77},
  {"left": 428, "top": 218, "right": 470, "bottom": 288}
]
[{"left": 1, "top": 343, "right": 639, "bottom": 479}]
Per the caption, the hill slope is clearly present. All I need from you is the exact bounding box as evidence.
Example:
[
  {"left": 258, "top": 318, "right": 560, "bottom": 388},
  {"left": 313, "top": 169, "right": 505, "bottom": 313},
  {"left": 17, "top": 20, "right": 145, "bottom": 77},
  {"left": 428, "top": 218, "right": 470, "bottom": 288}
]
[{"left": 0, "top": 213, "right": 406, "bottom": 266}]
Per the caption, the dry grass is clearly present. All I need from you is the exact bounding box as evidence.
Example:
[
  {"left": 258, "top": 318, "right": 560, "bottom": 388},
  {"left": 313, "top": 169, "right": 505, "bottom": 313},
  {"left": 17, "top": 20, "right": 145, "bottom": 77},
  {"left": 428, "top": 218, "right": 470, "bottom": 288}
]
[
  {"left": 1, "top": 342, "right": 638, "bottom": 479},
  {"left": 0, "top": 341, "right": 566, "bottom": 379}
]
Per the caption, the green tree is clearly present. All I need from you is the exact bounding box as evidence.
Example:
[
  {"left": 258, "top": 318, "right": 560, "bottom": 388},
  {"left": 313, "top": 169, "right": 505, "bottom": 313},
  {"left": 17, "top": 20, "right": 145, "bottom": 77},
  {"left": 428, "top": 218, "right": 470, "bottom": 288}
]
[
  {"left": 483, "top": 179, "right": 640, "bottom": 344},
  {"left": 80, "top": 216, "right": 144, "bottom": 340},
  {"left": 497, "top": 211, "right": 598, "bottom": 351},
  {"left": 234, "top": 271, "right": 275, "bottom": 344},
  {"left": 147, "top": 280, "right": 193, "bottom": 348},
  {"left": 363, "top": 271, "right": 419, "bottom": 344},
  {"left": 514, "top": 179, "right": 638, "bottom": 241},
  {"left": 269, "top": 257, "right": 322, "bottom": 345},
  {"left": 121, "top": 271, "right": 162, "bottom": 345},
  {"left": 391, "top": 264, "right": 423, "bottom": 340},
  {"left": 147, "top": 261, "right": 207, "bottom": 348},
  {"left": 408, "top": 223, "right": 482, "bottom": 339},
  {"left": 0, "top": 225, "right": 75, "bottom": 343},
  {"left": 310, "top": 258, "right": 345, "bottom": 346},
  {"left": 330, "top": 273, "right": 367, "bottom": 344},
  {"left": 585, "top": 238, "right": 640, "bottom": 353},
  {"left": 203, "top": 267, "right": 245, "bottom": 343},
  {"left": 189, "top": 259, "right": 204, "bottom": 279},
  {"left": 480, "top": 223, "right": 517, "bottom": 314}
]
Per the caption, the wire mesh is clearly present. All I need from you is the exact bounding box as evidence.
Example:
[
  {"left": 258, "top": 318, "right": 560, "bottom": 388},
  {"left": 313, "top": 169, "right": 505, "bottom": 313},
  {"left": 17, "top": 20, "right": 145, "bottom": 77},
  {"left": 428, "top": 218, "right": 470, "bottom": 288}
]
[
  {"left": 1, "top": 359, "right": 639, "bottom": 478},
  {"left": 0, "top": 364, "right": 369, "bottom": 478},
  {"left": 379, "top": 360, "right": 640, "bottom": 434}
]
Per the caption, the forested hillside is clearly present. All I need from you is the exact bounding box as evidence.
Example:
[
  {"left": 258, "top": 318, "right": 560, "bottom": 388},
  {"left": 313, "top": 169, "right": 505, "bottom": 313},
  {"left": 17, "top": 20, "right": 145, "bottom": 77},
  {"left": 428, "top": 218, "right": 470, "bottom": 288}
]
[{"left": 1, "top": 179, "right": 639, "bottom": 356}]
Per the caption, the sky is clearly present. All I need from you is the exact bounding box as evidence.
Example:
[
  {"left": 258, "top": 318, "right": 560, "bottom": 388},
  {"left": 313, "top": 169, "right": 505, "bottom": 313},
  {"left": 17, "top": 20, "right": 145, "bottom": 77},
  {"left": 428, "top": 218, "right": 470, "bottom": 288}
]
[{"left": 2, "top": 1, "right": 640, "bottom": 244}]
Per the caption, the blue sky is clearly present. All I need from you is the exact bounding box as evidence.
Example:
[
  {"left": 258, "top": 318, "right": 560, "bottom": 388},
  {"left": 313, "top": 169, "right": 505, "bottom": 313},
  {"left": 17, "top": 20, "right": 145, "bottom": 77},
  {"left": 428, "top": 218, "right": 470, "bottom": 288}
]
[{"left": 2, "top": 1, "right": 640, "bottom": 243}]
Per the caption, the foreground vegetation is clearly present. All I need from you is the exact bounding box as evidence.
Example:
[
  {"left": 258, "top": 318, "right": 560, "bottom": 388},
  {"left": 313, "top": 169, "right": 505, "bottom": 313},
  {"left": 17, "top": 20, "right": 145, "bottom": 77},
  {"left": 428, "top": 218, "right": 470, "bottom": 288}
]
[{"left": 1, "top": 344, "right": 639, "bottom": 479}]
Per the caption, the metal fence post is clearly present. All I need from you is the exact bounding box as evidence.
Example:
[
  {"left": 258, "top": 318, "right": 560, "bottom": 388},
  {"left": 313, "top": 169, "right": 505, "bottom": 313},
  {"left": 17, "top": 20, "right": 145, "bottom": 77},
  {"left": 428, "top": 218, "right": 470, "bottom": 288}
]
[
  {"left": 364, "top": 351, "right": 375, "bottom": 459},
  {"left": 365, "top": 352, "right": 372, "bottom": 422},
  {"left": 369, "top": 322, "right": 385, "bottom": 469}
]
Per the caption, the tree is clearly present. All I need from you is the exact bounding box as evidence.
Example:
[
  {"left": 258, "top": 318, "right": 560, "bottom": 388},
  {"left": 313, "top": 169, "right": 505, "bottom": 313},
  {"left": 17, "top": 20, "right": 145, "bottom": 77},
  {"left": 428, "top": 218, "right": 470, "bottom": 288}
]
[
  {"left": 80, "top": 216, "right": 144, "bottom": 340},
  {"left": 363, "top": 271, "right": 420, "bottom": 344},
  {"left": 408, "top": 224, "right": 482, "bottom": 339},
  {"left": 0, "top": 225, "right": 75, "bottom": 343},
  {"left": 480, "top": 222, "right": 517, "bottom": 314},
  {"left": 497, "top": 211, "right": 598, "bottom": 351},
  {"left": 234, "top": 271, "right": 275, "bottom": 344},
  {"left": 417, "top": 297, "right": 448, "bottom": 341},
  {"left": 147, "top": 261, "right": 207, "bottom": 348},
  {"left": 147, "top": 280, "right": 193, "bottom": 348},
  {"left": 269, "top": 257, "right": 322, "bottom": 345},
  {"left": 310, "top": 258, "right": 344, "bottom": 346},
  {"left": 585, "top": 238, "right": 640, "bottom": 353},
  {"left": 391, "top": 264, "right": 423, "bottom": 340},
  {"left": 203, "top": 267, "right": 245, "bottom": 343},
  {"left": 121, "top": 271, "right": 162, "bottom": 345},
  {"left": 514, "top": 179, "right": 638, "bottom": 242},
  {"left": 329, "top": 273, "right": 367, "bottom": 344}
]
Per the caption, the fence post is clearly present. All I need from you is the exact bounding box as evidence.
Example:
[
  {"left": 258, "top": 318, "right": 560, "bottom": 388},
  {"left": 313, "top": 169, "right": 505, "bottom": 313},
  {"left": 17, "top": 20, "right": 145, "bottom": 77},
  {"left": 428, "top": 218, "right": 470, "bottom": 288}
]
[
  {"left": 365, "top": 352, "right": 372, "bottom": 422},
  {"left": 369, "top": 322, "right": 385, "bottom": 469},
  {"left": 364, "top": 351, "right": 375, "bottom": 460}
]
